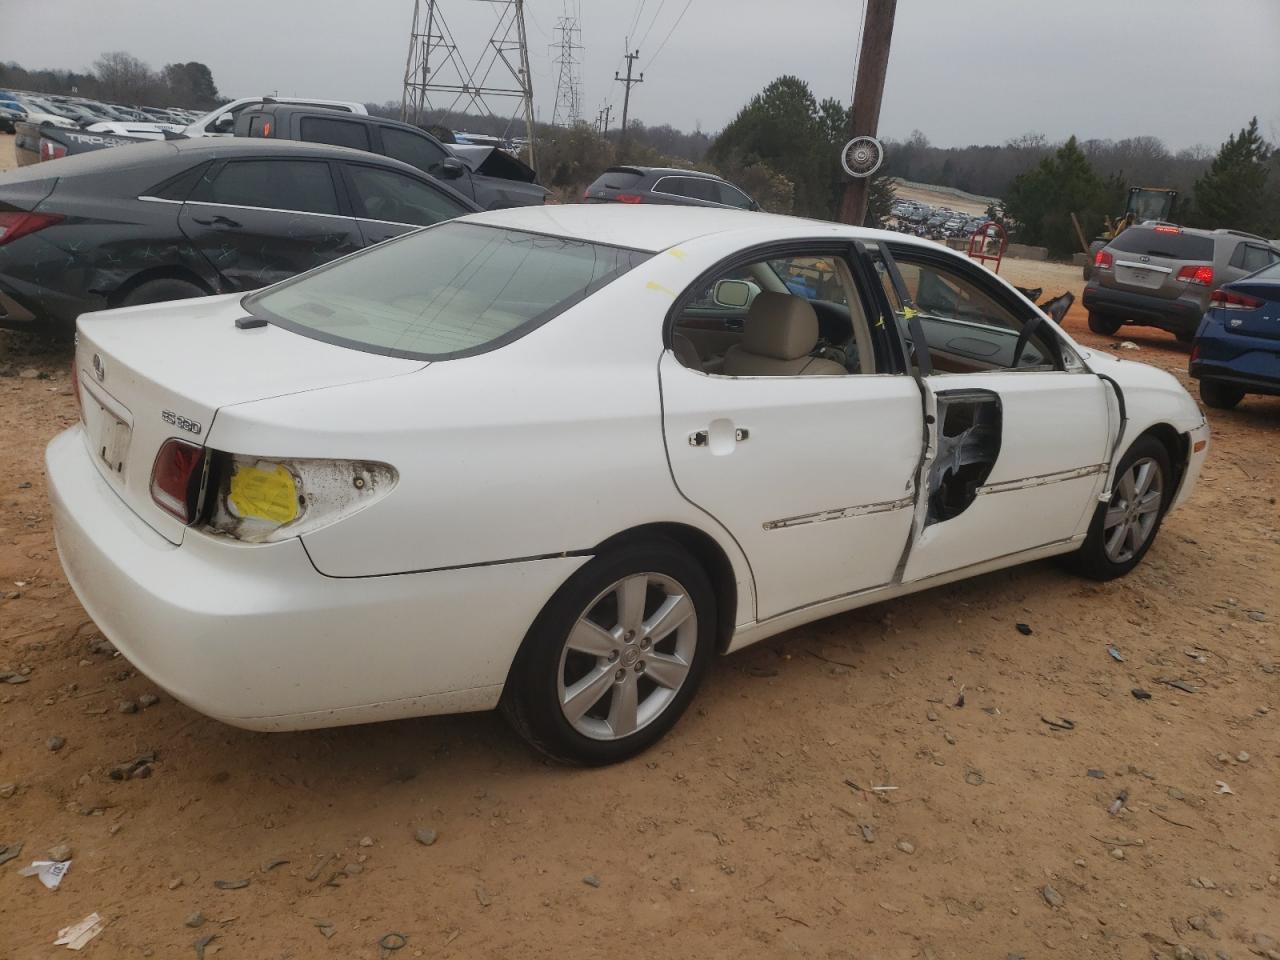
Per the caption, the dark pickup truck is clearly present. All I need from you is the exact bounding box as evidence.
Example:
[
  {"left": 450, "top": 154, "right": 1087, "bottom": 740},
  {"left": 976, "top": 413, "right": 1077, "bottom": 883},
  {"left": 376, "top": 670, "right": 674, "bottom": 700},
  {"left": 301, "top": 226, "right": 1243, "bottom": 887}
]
[
  {"left": 233, "top": 104, "right": 548, "bottom": 210},
  {"left": 13, "top": 121, "right": 159, "bottom": 166}
]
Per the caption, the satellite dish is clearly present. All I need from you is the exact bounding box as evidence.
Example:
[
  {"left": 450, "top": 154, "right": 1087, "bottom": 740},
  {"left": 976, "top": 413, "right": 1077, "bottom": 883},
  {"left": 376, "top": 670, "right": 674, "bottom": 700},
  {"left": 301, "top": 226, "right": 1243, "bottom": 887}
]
[{"left": 840, "top": 136, "right": 884, "bottom": 178}]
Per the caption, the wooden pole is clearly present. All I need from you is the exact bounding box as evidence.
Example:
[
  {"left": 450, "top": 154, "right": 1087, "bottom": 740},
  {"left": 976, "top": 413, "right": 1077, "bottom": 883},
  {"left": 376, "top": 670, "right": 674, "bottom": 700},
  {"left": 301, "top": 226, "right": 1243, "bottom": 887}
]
[
  {"left": 838, "top": 0, "right": 897, "bottom": 226},
  {"left": 1069, "top": 211, "right": 1091, "bottom": 255}
]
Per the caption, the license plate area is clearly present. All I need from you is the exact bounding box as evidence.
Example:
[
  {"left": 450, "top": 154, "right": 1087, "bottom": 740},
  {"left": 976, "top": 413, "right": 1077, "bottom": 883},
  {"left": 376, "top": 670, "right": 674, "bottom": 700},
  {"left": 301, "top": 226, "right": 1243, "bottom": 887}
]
[{"left": 80, "top": 379, "right": 134, "bottom": 479}]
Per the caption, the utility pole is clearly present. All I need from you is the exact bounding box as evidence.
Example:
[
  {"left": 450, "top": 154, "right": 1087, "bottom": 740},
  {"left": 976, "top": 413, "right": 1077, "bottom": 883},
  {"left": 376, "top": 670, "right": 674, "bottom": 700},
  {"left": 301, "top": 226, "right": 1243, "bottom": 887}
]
[
  {"left": 600, "top": 103, "right": 612, "bottom": 134},
  {"left": 614, "top": 50, "right": 642, "bottom": 157},
  {"left": 550, "top": 12, "right": 584, "bottom": 128},
  {"left": 838, "top": 0, "right": 896, "bottom": 226}
]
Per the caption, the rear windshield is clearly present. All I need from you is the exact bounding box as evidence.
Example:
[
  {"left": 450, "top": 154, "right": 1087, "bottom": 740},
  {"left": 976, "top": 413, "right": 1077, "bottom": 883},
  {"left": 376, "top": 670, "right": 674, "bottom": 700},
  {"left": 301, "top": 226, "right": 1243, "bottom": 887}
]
[
  {"left": 1250, "top": 260, "right": 1280, "bottom": 282},
  {"left": 1110, "top": 227, "right": 1214, "bottom": 261},
  {"left": 590, "top": 168, "right": 644, "bottom": 190},
  {"left": 244, "top": 223, "right": 650, "bottom": 360}
]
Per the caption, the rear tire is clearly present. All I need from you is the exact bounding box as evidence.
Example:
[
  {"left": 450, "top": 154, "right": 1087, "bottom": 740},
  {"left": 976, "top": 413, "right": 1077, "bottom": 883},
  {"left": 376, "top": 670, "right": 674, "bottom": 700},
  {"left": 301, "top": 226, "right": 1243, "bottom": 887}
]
[
  {"left": 1064, "top": 434, "right": 1172, "bottom": 581},
  {"left": 1199, "top": 378, "right": 1245, "bottom": 410},
  {"left": 1087, "top": 312, "right": 1121, "bottom": 336},
  {"left": 500, "top": 539, "right": 716, "bottom": 766},
  {"left": 1175, "top": 330, "right": 1194, "bottom": 344},
  {"left": 120, "top": 278, "right": 206, "bottom": 308}
]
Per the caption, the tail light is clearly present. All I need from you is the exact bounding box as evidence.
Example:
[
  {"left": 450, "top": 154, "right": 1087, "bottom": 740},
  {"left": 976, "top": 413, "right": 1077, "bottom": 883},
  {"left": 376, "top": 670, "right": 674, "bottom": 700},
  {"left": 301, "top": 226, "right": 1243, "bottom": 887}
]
[
  {"left": 615, "top": 193, "right": 643, "bottom": 204},
  {"left": 1190, "top": 344, "right": 1200, "bottom": 362},
  {"left": 1210, "top": 289, "right": 1263, "bottom": 310},
  {"left": 1094, "top": 249, "right": 1114, "bottom": 270},
  {"left": 0, "top": 211, "right": 63, "bottom": 246},
  {"left": 202, "top": 454, "right": 397, "bottom": 543},
  {"left": 1176, "top": 265, "right": 1214, "bottom": 286},
  {"left": 150, "top": 439, "right": 207, "bottom": 524},
  {"left": 39, "top": 138, "right": 67, "bottom": 161}
]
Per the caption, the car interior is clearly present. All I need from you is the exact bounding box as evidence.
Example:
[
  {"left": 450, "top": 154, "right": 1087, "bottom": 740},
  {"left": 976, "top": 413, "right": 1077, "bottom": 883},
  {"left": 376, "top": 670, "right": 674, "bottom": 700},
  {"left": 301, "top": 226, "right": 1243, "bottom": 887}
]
[{"left": 671, "top": 255, "right": 877, "bottom": 376}]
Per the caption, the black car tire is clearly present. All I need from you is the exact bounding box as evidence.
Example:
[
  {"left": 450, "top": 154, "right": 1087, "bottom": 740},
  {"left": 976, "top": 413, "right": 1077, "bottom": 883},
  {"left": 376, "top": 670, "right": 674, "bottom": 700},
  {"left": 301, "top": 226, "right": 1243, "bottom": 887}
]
[
  {"left": 121, "top": 278, "right": 207, "bottom": 308},
  {"left": 500, "top": 538, "right": 715, "bottom": 766},
  {"left": 1199, "top": 378, "right": 1245, "bottom": 410},
  {"left": 1175, "top": 330, "right": 1194, "bottom": 343},
  {"left": 1063, "top": 434, "right": 1172, "bottom": 581},
  {"left": 1087, "top": 311, "right": 1121, "bottom": 336}
]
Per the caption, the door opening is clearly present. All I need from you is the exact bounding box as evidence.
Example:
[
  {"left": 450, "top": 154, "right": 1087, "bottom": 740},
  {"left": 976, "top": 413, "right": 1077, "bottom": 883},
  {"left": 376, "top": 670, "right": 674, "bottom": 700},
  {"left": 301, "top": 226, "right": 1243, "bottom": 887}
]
[{"left": 927, "top": 389, "right": 1002, "bottom": 525}]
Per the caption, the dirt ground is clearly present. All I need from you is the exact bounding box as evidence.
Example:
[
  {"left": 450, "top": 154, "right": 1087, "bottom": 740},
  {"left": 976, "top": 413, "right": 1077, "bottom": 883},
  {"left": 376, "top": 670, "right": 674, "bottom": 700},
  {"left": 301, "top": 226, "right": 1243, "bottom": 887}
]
[{"left": 1, "top": 258, "right": 1277, "bottom": 960}]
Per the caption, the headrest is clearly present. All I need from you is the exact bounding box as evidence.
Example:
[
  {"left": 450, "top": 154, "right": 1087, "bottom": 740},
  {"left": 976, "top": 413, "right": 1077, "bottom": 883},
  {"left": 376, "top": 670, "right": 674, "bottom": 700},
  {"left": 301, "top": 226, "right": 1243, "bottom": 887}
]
[{"left": 742, "top": 292, "right": 819, "bottom": 361}]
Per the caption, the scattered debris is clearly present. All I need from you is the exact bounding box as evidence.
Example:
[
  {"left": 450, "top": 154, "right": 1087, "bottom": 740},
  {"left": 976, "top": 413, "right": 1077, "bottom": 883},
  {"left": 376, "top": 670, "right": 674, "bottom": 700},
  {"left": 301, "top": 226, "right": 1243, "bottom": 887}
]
[
  {"left": 1041, "top": 885, "right": 1064, "bottom": 908},
  {"left": 1131, "top": 688, "right": 1153, "bottom": 700},
  {"left": 1110, "top": 847, "right": 1125, "bottom": 860},
  {"left": 964, "top": 769, "right": 985, "bottom": 787},
  {"left": 185, "top": 913, "right": 205, "bottom": 929},
  {"left": 1157, "top": 678, "right": 1199, "bottom": 694},
  {"left": 1214, "top": 781, "right": 1233, "bottom": 795},
  {"left": 48, "top": 844, "right": 72, "bottom": 863},
  {"left": 954, "top": 685, "right": 966, "bottom": 708},
  {"left": 167, "top": 878, "right": 183, "bottom": 891},
  {"left": 47, "top": 736, "right": 66, "bottom": 752},
  {"left": 414, "top": 827, "right": 438, "bottom": 847},
  {"left": 213, "top": 878, "right": 250, "bottom": 890},
  {"left": 20, "top": 859, "right": 72, "bottom": 889},
  {"left": 359, "top": 836, "right": 374, "bottom": 848},
  {"left": 117, "top": 700, "right": 138, "bottom": 714},
  {"left": 54, "top": 912, "right": 104, "bottom": 950},
  {"left": 0, "top": 841, "right": 23, "bottom": 866},
  {"left": 109, "top": 752, "right": 157, "bottom": 781},
  {"left": 1041, "top": 716, "right": 1076, "bottom": 731},
  {"left": 138, "top": 693, "right": 159, "bottom": 709},
  {"left": 1236, "top": 751, "right": 1250, "bottom": 763},
  {"left": 1107, "top": 646, "right": 1126, "bottom": 663},
  {"left": 378, "top": 932, "right": 407, "bottom": 955},
  {"left": 1016, "top": 623, "right": 1033, "bottom": 636},
  {"left": 474, "top": 885, "right": 492, "bottom": 907},
  {"left": 315, "top": 921, "right": 336, "bottom": 940},
  {"left": 1108, "top": 790, "right": 1128, "bottom": 816},
  {"left": 1118, "top": 340, "right": 1139, "bottom": 350},
  {"left": 895, "top": 840, "right": 915, "bottom": 854},
  {"left": 260, "top": 858, "right": 289, "bottom": 873},
  {"left": 859, "top": 823, "right": 876, "bottom": 843},
  {"left": 193, "top": 933, "right": 217, "bottom": 960},
  {"left": 305, "top": 853, "right": 336, "bottom": 882},
  {"left": 1087, "top": 769, "right": 1106, "bottom": 779},
  {"left": 582, "top": 874, "right": 601, "bottom": 888},
  {"left": 0, "top": 784, "right": 15, "bottom": 799}
]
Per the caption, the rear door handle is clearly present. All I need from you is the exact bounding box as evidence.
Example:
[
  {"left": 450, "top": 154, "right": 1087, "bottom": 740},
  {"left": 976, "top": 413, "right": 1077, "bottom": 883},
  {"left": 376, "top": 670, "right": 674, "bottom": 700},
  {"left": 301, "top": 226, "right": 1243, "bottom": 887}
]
[{"left": 193, "top": 214, "right": 241, "bottom": 228}]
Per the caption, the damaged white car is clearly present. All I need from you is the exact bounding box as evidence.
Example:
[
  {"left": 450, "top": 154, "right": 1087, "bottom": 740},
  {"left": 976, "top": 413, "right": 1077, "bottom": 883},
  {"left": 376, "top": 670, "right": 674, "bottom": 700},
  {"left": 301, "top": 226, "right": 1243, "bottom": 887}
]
[{"left": 47, "top": 206, "right": 1209, "bottom": 764}]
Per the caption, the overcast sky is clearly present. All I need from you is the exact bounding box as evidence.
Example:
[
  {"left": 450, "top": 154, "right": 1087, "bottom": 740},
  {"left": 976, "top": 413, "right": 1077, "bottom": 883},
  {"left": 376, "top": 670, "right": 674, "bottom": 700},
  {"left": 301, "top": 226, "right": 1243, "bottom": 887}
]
[{"left": 4, "top": 0, "right": 1278, "bottom": 150}]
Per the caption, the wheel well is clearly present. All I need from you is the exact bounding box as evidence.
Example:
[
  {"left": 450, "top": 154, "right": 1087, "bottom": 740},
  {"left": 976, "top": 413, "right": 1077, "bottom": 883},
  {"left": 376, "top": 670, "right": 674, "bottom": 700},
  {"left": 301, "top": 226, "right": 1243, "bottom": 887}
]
[
  {"left": 107, "top": 266, "right": 214, "bottom": 307},
  {"left": 595, "top": 523, "right": 739, "bottom": 653},
  {"left": 1135, "top": 422, "right": 1188, "bottom": 493}
]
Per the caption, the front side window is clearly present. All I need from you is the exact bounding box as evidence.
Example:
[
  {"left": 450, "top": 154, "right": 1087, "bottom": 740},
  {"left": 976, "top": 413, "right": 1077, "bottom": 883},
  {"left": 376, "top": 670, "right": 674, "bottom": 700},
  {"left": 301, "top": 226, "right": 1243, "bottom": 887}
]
[
  {"left": 193, "top": 159, "right": 339, "bottom": 215},
  {"left": 345, "top": 164, "right": 470, "bottom": 226},
  {"left": 380, "top": 127, "right": 449, "bottom": 173},
  {"left": 886, "top": 250, "right": 1058, "bottom": 373},
  {"left": 245, "top": 223, "right": 650, "bottom": 360}
]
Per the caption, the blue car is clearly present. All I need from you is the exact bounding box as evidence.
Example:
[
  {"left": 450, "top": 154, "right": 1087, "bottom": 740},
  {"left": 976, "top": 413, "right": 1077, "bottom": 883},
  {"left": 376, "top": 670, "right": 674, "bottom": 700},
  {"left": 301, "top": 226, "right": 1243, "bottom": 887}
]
[{"left": 1190, "top": 260, "right": 1280, "bottom": 409}]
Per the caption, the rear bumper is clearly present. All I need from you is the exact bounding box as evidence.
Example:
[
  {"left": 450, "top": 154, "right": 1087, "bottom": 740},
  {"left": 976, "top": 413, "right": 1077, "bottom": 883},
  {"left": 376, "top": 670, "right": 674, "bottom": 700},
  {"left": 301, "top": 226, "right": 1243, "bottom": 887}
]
[
  {"left": 47, "top": 425, "right": 586, "bottom": 730},
  {"left": 1083, "top": 283, "right": 1202, "bottom": 335},
  {"left": 0, "top": 272, "right": 88, "bottom": 335},
  {"left": 1190, "top": 322, "right": 1280, "bottom": 395}
]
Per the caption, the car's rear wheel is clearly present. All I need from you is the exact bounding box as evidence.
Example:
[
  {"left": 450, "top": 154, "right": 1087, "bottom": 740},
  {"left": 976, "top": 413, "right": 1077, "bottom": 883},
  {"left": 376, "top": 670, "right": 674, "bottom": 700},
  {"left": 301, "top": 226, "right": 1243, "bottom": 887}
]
[
  {"left": 1199, "top": 378, "right": 1245, "bottom": 410},
  {"left": 1087, "top": 311, "right": 1121, "bottom": 336},
  {"left": 121, "top": 277, "right": 207, "bottom": 308},
  {"left": 1175, "top": 330, "right": 1194, "bottom": 343},
  {"left": 1064, "top": 435, "right": 1172, "bottom": 581},
  {"left": 501, "top": 539, "right": 715, "bottom": 765}
]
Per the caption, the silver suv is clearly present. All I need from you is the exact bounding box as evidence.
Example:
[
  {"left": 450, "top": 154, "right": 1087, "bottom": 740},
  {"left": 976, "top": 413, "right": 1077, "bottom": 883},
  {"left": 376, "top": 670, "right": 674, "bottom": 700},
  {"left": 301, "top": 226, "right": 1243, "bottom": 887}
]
[{"left": 1082, "top": 223, "right": 1280, "bottom": 341}]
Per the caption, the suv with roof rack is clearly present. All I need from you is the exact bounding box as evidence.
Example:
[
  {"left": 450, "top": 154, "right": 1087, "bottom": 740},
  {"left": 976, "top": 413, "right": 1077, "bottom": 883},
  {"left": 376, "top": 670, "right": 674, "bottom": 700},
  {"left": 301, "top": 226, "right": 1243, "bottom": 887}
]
[
  {"left": 583, "top": 166, "right": 758, "bottom": 210},
  {"left": 1083, "top": 223, "right": 1280, "bottom": 341}
]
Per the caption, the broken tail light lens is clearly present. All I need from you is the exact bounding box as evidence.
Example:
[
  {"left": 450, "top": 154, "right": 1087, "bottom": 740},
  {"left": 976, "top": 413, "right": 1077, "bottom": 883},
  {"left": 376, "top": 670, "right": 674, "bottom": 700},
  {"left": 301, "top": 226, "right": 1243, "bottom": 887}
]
[
  {"left": 1176, "top": 265, "right": 1214, "bottom": 286},
  {"left": 0, "top": 210, "right": 63, "bottom": 246},
  {"left": 1094, "top": 249, "right": 1114, "bottom": 270},
  {"left": 150, "top": 439, "right": 207, "bottom": 523},
  {"left": 1210, "top": 289, "right": 1263, "bottom": 310},
  {"left": 39, "top": 138, "right": 67, "bottom": 162},
  {"left": 202, "top": 454, "right": 398, "bottom": 543},
  {"left": 615, "top": 193, "right": 643, "bottom": 204}
]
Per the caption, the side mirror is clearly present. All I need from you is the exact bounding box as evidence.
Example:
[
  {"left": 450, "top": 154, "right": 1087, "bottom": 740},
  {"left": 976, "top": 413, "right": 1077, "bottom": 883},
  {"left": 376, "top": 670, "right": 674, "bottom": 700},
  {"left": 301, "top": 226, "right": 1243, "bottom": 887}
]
[
  {"left": 434, "top": 158, "right": 466, "bottom": 180},
  {"left": 211, "top": 114, "right": 234, "bottom": 133},
  {"left": 749, "top": 200, "right": 760, "bottom": 212},
  {"left": 713, "top": 279, "right": 753, "bottom": 309}
]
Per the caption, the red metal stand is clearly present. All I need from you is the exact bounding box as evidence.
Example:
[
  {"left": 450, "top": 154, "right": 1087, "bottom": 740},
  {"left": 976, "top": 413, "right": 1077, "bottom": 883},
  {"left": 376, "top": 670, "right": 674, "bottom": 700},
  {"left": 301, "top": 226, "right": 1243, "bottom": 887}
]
[{"left": 967, "top": 221, "right": 1007, "bottom": 273}]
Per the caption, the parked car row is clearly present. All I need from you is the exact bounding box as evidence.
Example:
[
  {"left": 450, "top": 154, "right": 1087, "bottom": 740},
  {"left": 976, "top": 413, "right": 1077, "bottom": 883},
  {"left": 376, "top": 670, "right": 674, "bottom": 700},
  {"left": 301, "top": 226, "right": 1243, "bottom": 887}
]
[{"left": 888, "top": 199, "right": 988, "bottom": 241}]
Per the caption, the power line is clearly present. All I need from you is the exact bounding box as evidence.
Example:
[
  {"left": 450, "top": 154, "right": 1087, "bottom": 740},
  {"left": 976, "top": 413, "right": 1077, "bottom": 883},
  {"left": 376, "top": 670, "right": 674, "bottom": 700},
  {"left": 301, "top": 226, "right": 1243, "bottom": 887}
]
[
  {"left": 644, "top": 0, "right": 693, "bottom": 70},
  {"left": 627, "top": 0, "right": 648, "bottom": 45},
  {"left": 636, "top": 0, "right": 667, "bottom": 51}
]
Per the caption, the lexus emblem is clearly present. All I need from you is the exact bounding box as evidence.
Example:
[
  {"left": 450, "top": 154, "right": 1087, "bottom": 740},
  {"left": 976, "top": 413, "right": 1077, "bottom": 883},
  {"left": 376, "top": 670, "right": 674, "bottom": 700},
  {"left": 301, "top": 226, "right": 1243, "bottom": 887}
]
[{"left": 92, "top": 353, "right": 104, "bottom": 381}]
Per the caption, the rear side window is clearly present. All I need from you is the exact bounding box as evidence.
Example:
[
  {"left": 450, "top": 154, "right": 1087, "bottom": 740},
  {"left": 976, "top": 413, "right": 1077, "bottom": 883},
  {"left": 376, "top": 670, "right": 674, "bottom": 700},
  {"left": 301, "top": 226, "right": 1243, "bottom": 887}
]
[
  {"left": 193, "top": 159, "right": 339, "bottom": 215},
  {"left": 344, "top": 164, "right": 470, "bottom": 226},
  {"left": 245, "top": 223, "right": 651, "bottom": 360},
  {"left": 1235, "top": 244, "right": 1278, "bottom": 273},
  {"left": 299, "top": 116, "right": 370, "bottom": 151},
  {"left": 146, "top": 161, "right": 213, "bottom": 201},
  {"left": 717, "top": 182, "right": 753, "bottom": 209},
  {"left": 380, "top": 127, "right": 449, "bottom": 172},
  {"left": 1110, "top": 227, "right": 1214, "bottom": 261}
]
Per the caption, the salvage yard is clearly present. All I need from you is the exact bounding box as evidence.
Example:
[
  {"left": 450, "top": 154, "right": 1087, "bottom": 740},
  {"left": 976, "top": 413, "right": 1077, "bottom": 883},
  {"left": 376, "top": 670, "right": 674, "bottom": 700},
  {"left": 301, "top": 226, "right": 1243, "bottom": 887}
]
[{"left": 1, "top": 260, "right": 1277, "bottom": 959}]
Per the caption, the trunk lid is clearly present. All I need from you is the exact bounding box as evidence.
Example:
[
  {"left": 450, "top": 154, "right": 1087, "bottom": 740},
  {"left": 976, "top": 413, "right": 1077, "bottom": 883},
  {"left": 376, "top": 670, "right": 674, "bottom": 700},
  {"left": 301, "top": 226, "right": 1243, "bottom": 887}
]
[{"left": 74, "top": 292, "right": 424, "bottom": 543}]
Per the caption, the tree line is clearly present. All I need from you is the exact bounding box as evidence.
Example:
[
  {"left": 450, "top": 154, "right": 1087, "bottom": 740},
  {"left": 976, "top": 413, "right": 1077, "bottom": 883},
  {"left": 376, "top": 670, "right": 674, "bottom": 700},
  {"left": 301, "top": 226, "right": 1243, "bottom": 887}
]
[{"left": 0, "top": 53, "right": 221, "bottom": 110}]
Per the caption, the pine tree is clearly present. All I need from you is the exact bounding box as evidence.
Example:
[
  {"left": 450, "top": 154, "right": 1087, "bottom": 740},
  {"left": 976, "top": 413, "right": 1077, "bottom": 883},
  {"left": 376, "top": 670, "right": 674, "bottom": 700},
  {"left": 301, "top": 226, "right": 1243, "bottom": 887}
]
[
  {"left": 1189, "top": 118, "right": 1277, "bottom": 236},
  {"left": 1004, "top": 136, "right": 1124, "bottom": 257}
]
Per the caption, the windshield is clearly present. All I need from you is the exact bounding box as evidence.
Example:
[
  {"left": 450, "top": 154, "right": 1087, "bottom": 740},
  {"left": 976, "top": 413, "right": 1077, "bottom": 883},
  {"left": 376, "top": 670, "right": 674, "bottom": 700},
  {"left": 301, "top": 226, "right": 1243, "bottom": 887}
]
[{"left": 245, "top": 223, "right": 651, "bottom": 360}]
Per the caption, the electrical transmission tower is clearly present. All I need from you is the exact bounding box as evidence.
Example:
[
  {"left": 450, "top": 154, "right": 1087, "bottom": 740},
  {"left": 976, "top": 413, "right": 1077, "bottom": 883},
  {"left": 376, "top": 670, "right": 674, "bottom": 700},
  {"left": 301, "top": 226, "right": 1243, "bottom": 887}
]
[
  {"left": 401, "top": 0, "right": 536, "bottom": 167},
  {"left": 550, "top": 12, "right": 584, "bottom": 127}
]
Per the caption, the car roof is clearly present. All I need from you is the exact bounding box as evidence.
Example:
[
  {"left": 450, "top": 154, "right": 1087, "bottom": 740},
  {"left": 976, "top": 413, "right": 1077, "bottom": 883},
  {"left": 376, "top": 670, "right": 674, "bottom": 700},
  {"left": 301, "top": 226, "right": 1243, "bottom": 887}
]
[
  {"left": 606, "top": 165, "right": 726, "bottom": 181},
  {"left": 460, "top": 203, "right": 918, "bottom": 253}
]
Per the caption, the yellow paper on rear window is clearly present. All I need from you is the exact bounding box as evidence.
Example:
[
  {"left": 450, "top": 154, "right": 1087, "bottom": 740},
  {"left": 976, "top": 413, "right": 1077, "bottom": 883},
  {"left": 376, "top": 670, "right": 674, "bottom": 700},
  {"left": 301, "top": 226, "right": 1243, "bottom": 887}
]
[{"left": 229, "top": 463, "right": 299, "bottom": 524}]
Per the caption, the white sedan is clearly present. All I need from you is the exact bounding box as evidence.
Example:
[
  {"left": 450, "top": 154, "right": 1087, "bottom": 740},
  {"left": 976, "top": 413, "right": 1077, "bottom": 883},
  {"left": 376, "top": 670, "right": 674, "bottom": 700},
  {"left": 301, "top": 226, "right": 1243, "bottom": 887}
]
[{"left": 48, "top": 206, "right": 1209, "bottom": 764}]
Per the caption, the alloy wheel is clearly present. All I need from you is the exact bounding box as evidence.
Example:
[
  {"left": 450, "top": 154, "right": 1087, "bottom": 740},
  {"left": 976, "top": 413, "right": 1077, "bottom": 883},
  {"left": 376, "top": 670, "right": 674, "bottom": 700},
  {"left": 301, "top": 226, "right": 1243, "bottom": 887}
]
[
  {"left": 1102, "top": 457, "right": 1164, "bottom": 564},
  {"left": 557, "top": 572, "right": 698, "bottom": 741}
]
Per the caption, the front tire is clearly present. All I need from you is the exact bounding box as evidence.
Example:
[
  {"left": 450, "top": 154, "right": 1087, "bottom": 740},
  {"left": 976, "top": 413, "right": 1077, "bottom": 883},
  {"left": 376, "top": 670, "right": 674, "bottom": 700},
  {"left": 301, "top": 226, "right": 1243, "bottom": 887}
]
[
  {"left": 1065, "top": 435, "right": 1172, "bottom": 581},
  {"left": 1199, "top": 378, "right": 1244, "bottom": 410},
  {"left": 501, "top": 539, "right": 715, "bottom": 765},
  {"left": 1087, "top": 311, "right": 1121, "bottom": 336}
]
